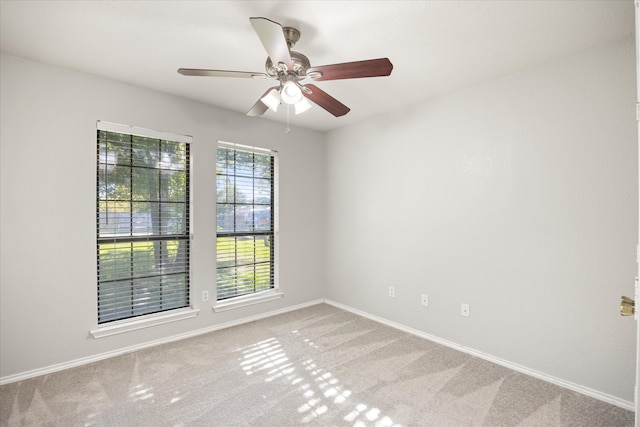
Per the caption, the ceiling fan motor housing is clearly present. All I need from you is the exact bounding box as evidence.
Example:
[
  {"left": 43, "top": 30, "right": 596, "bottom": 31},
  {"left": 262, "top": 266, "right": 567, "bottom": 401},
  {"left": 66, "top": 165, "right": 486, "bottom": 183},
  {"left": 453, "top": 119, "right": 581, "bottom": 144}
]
[
  {"left": 263, "top": 25, "right": 308, "bottom": 78},
  {"left": 265, "top": 50, "right": 310, "bottom": 78}
]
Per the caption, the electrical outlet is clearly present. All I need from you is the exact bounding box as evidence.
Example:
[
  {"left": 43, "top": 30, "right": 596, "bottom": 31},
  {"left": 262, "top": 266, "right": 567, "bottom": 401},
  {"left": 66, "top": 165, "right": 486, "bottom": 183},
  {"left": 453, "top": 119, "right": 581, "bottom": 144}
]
[
  {"left": 202, "top": 290, "right": 209, "bottom": 302},
  {"left": 421, "top": 294, "right": 429, "bottom": 306},
  {"left": 388, "top": 287, "right": 395, "bottom": 298},
  {"left": 461, "top": 303, "right": 470, "bottom": 317}
]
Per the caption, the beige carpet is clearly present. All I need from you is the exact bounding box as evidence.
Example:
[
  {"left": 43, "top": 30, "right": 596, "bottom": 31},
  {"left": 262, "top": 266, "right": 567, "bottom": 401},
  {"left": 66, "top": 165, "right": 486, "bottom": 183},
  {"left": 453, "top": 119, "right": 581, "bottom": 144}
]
[{"left": 0, "top": 303, "right": 634, "bottom": 426}]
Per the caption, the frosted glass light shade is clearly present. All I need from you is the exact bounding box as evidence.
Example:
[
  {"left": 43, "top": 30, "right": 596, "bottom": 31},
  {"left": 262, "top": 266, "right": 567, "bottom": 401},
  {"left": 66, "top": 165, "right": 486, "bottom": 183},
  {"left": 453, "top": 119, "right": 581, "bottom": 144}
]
[
  {"left": 261, "top": 89, "right": 281, "bottom": 112},
  {"left": 294, "top": 98, "right": 312, "bottom": 115},
  {"left": 280, "top": 81, "right": 303, "bottom": 104}
]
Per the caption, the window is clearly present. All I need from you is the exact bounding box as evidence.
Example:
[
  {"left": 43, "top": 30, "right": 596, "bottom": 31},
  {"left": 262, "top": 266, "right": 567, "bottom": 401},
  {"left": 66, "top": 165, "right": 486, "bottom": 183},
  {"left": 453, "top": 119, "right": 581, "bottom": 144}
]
[
  {"left": 216, "top": 142, "right": 278, "bottom": 302},
  {"left": 96, "top": 122, "right": 191, "bottom": 324}
]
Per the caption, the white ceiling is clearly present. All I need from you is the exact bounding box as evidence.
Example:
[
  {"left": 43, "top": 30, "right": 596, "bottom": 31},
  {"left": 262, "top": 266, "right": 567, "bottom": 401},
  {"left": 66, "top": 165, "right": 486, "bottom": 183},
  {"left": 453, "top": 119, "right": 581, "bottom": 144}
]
[{"left": 0, "top": 1, "right": 634, "bottom": 132}]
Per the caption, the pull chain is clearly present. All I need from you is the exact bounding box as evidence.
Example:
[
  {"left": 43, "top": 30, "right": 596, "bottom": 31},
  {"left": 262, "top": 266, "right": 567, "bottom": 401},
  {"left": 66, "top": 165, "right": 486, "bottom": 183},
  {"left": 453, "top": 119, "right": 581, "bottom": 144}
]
[{"left": 285, "top": 104, "right": 291, "bottom": 133}]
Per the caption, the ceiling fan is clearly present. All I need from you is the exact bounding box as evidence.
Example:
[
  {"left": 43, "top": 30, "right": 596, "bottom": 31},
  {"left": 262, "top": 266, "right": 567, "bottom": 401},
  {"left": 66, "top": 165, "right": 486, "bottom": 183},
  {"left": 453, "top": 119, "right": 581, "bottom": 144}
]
[{"left": 178, "top": 17, "right": 393, "bottom": 118}]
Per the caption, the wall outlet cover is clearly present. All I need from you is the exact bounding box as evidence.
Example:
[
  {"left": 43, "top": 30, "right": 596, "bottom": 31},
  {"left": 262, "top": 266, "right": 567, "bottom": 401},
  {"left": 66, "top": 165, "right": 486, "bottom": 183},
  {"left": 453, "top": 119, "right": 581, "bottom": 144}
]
[{"left": 461, "top": 303, "right": 470, "bottom": 317}]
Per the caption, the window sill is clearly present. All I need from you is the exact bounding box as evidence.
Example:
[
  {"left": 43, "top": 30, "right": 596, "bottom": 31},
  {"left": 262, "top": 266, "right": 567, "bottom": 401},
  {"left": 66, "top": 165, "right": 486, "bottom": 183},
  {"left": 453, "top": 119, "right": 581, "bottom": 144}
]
[
  {"left": 212, "top": 290, "right": 283, "bottom": 312},
  {"left": 90, "top": 308, "right": 200, "bottom": 339}
]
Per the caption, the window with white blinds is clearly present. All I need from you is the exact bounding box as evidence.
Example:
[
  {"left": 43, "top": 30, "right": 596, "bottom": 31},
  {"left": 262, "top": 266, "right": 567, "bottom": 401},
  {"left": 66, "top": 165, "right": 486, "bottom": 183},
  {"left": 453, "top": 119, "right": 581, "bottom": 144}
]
[
  {"left": 216, "top": 142, "right": 277, "bottom": 301},
  {"left": 96, "top": 123, "right": 191, "bottom": 324}
]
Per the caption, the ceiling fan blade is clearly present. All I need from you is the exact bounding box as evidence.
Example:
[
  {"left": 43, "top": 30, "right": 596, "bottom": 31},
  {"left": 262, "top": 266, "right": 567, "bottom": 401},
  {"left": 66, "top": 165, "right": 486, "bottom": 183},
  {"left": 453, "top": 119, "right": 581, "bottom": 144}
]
[
  {"left": 247, "top": 87, "right": 278, "bottom": 117},
  {"left": 250, "top": 17, "right": 293, "bottom": 71},
  {"left": 302, "top": 84, "right": 350, "bottom": 117},
  {"left": 178, "top": 68, "right": 268, "bottom": 79},
  {"left": 306, "top": 58, "right": 393, "bottom": 81}
]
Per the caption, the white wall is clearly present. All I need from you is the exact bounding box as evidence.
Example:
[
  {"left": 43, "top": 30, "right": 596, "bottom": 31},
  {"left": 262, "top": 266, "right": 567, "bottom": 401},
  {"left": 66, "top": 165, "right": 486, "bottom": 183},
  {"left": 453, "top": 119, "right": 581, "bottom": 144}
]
[
  {"left": 325, "top": 36, "right": 637, "bottom": 403},
  {"left": 0, "top": 53, "right": 326, "bottom": 379}
]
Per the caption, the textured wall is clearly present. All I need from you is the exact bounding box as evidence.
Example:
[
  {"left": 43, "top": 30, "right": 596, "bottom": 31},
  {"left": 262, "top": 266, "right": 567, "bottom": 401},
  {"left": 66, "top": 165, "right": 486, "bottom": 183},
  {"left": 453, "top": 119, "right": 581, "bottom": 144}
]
[
  {"left": 325, "top": 37, "right": 637, "bottom": 402},
  {"left": 0, "top": 53, "right": 326, "bottom": 378}
]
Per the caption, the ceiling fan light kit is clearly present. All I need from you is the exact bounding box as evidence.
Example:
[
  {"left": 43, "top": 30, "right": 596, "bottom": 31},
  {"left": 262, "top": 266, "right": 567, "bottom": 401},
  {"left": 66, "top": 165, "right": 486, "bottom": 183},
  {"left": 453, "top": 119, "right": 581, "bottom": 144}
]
[
  {"left": 294, "top": 98, "right": 312, "bottom": 115},
  {"left": 178, "top": 17, "right": 393, "bottom": 124},
  {"left": 259, "top": 84, "right": 310, "bottom": 116},
  {"left": 260, "top": 88, "right": 281, "bottom": 112},
  {"left": 281, "top": 80, "right": 303, "bottom": 104}
]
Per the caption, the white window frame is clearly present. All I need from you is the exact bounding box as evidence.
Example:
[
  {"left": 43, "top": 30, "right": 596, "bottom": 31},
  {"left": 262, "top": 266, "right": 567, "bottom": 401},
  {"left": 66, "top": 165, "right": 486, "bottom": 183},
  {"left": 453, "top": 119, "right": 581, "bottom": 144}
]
[
  {"left": 213, "top": 141, "right": 281, "bottom": 312},
  {"left": 91, "top": 121, "right": 198, "bottom": 338}
]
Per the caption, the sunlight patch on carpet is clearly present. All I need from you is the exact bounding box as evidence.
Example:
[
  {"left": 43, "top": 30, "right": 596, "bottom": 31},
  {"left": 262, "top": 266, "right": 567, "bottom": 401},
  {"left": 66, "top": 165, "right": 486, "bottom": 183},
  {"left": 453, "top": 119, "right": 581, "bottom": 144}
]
[{"left": 235, "top": 327, "right": 403, "bottom": 426}]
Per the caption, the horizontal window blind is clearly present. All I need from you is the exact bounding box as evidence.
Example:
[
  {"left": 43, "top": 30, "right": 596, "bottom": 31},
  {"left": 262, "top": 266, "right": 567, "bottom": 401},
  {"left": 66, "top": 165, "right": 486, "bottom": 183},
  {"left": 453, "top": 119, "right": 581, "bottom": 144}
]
[
  {"left": 97, "top": 125, "right": 191, "bottom": 324},
  {"left": 216, "top": 143, "right": 276, "bottom": 300}
]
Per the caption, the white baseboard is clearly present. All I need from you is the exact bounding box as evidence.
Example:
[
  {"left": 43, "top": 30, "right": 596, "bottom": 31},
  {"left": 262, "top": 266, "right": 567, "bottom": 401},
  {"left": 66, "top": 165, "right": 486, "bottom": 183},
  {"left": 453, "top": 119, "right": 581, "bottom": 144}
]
[
  {"left": 2, "top": 297, "right": 634, "bottom": 412},
  {"left": 0, "top": 298, "right": 324, "bottom": 386},
  {"left": 323, "top": 299, "right": 635, "bottom": 412}
]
